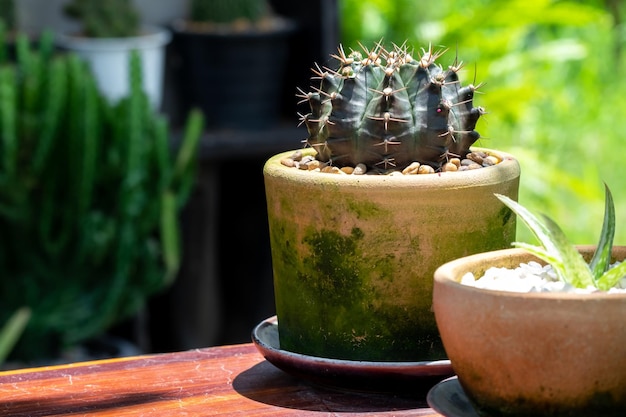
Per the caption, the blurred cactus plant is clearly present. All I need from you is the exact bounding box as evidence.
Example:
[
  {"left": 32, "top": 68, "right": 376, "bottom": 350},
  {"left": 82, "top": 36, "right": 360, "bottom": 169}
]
[
  {"left": 298, "top": 42, "right": 485, "bottom": 173},
  {"left": 0, "top": 30, "right": 203, "bottom": 361},
  {"left": 64, "top": 0, "right": 140, "bottom": 37},
  {"left": 189, "top": 0, "right": 268, "bottom": 24},
  {"left": 0, "top": 1, "right": 15, "bottom": 33},
  {"left": 0, "top": 307, "right": 30, "bottom": 364}
]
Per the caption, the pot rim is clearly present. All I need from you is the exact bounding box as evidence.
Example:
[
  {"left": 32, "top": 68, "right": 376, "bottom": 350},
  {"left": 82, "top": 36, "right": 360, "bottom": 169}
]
[
  {"left": 171, "top": 16, "right": 297, "bottom": 38},
  {"left": 434, "top": 245, "right": 626, "bottom": 300},
  {"left": 264, "top": 147, "right": 521, "bottom": 191},
  {"left": 55, "top": 25, "right": 172, "bottom": 50}
]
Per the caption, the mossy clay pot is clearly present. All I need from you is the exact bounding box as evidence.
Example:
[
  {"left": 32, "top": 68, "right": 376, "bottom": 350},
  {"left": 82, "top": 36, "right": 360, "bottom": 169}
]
[
  {"left": 433, "top": 246, "right": 626, "bottom": 416},
  {"left": 263, "top": 147, "right": 520, "bottom": 362}
]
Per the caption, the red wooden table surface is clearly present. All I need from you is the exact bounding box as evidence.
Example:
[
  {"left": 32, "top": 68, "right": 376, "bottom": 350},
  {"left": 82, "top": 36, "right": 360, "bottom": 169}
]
[{"left": 0, "top": 343, "right": 443, "bottom": 416}]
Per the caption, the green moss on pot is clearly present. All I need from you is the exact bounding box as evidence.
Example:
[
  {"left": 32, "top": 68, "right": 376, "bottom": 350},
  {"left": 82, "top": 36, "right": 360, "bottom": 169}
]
[{"left": 264, "top": 148, "right": 520, "bottom": 361}]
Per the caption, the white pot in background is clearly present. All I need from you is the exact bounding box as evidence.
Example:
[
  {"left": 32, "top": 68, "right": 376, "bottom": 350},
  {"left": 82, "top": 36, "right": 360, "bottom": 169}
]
[{"left": 55, "top": 25, "right": 171, "bottom": 109}]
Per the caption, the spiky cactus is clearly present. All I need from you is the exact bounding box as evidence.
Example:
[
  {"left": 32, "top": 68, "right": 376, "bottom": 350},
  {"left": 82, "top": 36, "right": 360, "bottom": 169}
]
[
  {"left": 64, "top": 0, "right": 140, "bottom": 37},
  {"left": 298, "top": 43, "right": 485, "bottom": 173}
]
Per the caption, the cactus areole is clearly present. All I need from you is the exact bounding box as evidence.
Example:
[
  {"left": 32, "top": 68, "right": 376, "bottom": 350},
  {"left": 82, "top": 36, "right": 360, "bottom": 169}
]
[
  {"left": 299, "top": 43, "right": 484, "bottom": 173},
  {"left": 264, "top": 43, "right": 521, "bottom": 362}
]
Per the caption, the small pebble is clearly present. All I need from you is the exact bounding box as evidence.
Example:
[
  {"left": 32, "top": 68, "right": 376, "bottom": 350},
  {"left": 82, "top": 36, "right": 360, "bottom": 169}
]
[
  {"left": 389, "top": 171, "right": 404, "bottom": 176},
  {"left": 353, "top": 163, "right": 367, "bottom": 175},
  {"left": 418, "top": 165, "right": 435, "bottom": 174},
  {"left": 301, "top": 155, "right": 315, "bottom": 164},
  {"left": 280, "top": 158, "right": 296, "bottom": 167},
  {"left": 484, "top": 155, "right": 499, "bottom": 166},
  {"left": 467, "top": 152, "right": 484, "bottom": 165},
  {"left": 463, "top": 261, "right": 626, "bottom": 294},
  {"left": 290, "top": 150, "right": 303, "bottom": 162},
  {"left": 321, "top": 166, "right": 342, "bottom": 174},
  {"left": 402, "top": 161, "right": 421, "bottom": 175},
  {"left": 442, "top": 162, "right": 458, "bottom": 172},
  {"left": 281, "top": 152, "right": 501, "bottom": 174},
  {"left": 307, "top": 160, "right": 321, "bottom": 170}
]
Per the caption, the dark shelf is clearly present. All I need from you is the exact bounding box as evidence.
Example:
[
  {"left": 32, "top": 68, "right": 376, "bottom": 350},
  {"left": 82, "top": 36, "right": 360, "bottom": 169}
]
[
  {"left": 148, "top": 0, "right": 339, "bottom": 355},
  {"left": 198, "top": 124, "right": 305, "bottom": 160}
]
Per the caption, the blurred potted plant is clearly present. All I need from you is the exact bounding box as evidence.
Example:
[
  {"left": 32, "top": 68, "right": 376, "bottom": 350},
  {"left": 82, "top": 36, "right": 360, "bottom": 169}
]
[
  {"left": 432, "top": 185, "right": 626, "bottom": 416},
  {"left": 0, "top": 1, "right": 17, "bottom": 61},
  {"left": 171, "top": 0, "right": 296, "bottom": 129},
  {"left": 55, "top": 0, "right": 171, "bottom": 109},
  {"left": 262, "top": 42, "right": 520, "bottom": 363},
  {"left": 0, "top": 0, "right": 15, "bottom": 35},
  {"left": 0, "top": 30, "right": 203, "bottom": 363}
]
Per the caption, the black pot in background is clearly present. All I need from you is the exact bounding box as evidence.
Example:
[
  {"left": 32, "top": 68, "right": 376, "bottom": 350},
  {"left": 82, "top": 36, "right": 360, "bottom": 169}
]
[{"left": 171, "top": 19, "right": 297, "bottom": 131}]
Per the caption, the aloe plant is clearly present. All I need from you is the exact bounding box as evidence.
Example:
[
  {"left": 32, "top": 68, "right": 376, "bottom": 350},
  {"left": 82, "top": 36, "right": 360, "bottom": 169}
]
[{"left": 496, "top": 185, "right": 626, "bottom": 291}]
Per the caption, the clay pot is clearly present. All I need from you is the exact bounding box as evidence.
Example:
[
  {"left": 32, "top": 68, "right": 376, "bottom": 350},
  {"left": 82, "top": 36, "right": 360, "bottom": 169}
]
[
  {"left": 263, "top": 147, "right": 520, "bottom": 361},
  {"left": 433, "top": 246, "right": 626, "bottom": 416}
]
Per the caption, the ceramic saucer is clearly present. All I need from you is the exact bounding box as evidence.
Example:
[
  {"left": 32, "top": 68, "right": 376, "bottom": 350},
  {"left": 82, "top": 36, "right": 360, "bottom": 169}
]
[
  {"left": 251, "top": 316, "right": 454, "bottom": 393},
  {"left": 427, "top": 376, "right": 481, "bottom": 417}
]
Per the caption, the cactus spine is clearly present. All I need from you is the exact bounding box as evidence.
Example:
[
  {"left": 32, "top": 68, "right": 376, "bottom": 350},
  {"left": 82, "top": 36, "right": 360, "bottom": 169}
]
[{"left": 299, "top": 43, "right": 485, "bottom": 173}]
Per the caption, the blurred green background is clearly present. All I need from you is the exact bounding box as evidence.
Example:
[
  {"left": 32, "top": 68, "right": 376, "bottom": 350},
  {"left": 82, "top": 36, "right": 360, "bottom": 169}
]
[{"left": 339, "top": 0, "right": 625, "bottom": 245}]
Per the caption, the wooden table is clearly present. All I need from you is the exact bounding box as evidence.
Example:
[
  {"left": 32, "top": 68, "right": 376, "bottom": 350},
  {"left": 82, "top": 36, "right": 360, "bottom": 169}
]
[{"left": 0, "top": 343, "right": 443, "bottom": 416}]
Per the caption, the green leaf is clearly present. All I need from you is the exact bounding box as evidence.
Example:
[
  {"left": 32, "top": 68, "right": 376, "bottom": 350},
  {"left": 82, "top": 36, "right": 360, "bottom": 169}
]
[
  {"left": 173, "top": 109, "right": 203, "bottom": 184},
  {"left": 160, "top": 190, "right": 180, "bottom": 286},
  {"left": 539, "top": 214, "right": 595, "bottom": 288},
  {"left": 496, "top": 194, "right": 594, "bottom": 288},
  {"left": 496, "top": 194, "right": 561, "bottom": 260},
  {"left": 589, "top": 184, "right": 615, "bottom": 281},
  {"left": 0, "top": 307, "right": 31, "bottom": 364},
  {"left": 596, "top": 260, "right": 626, "bottom": 291},
  {"left": 511, "top": 241, "right": 561, "bottom": 267}
]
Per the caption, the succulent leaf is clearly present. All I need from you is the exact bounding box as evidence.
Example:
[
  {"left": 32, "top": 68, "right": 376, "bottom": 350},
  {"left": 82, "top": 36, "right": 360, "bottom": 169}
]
[
  {"left": 496, "top": 188, "right": 625, "bottom": 291},
  {"left": 596, "top": 260, "right": 626, "bottom": 291},
  {"left": 496, "top": 193, "right": 595, "bottom": 288},
  {"left": 589, "top": 184, "right": 615, "bottom": 280}
]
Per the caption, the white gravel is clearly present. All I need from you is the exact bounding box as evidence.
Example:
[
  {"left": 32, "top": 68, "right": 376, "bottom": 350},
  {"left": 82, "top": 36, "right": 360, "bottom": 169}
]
[{"left": 461, "top": 261, "right": 626, "bottom": 294}]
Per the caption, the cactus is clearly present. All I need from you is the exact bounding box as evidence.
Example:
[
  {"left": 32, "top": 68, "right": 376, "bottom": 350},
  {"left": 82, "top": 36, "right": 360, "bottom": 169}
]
[
  {"left": 189, "top": 0, "right": 267, "bottom": 24},
  {"left": 298, "top": 43, "right": 485, "bottom": 173},
  {"left": 0, "top": 30, "right": 203, "bottom": 361},
  {"left": 0, "top": 1, "right": 15, "bottom": 33},
  {"left": 64, "top": 0, "right": 140, "bottom": 38}
]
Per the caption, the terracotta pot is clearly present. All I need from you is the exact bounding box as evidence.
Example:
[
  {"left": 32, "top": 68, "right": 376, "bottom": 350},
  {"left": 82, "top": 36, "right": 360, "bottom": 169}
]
[
  {"left": 433, "top": 246, "right": 626, "bottom": 416},
  {"left": 263, "top": 147, "right": 520, "bottom": 361}
]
